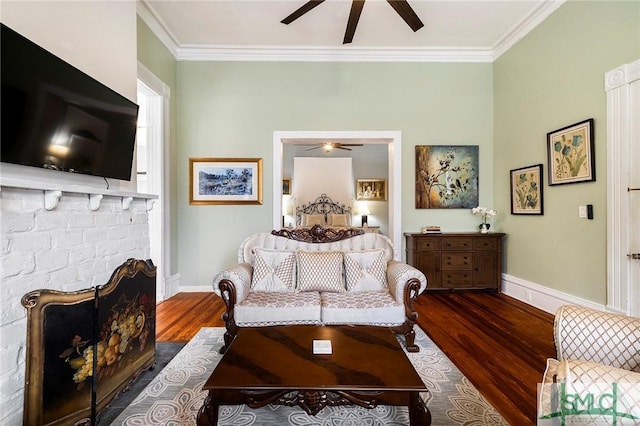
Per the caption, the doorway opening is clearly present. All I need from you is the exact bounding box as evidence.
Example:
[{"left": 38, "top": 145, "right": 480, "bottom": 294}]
[
  {"left": 137, "top": 65, "right": 171, "bottom": 301},
  {"left": 273, "top": 131, "right": 402, "bottom": 258}
]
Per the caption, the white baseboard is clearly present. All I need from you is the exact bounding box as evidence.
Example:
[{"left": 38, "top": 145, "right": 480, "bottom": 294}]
[
  {"left": 501, "top": 273, "right": 604, "bottom": 314},
  {"left": 178, "top": 284, "right": 212, "bottom": 292},
  {"left": 168, "top": 273, "right": 604, "bottom": 314},
  {"left": 163, "top": 273, "right": 181, "bottom": 300}
]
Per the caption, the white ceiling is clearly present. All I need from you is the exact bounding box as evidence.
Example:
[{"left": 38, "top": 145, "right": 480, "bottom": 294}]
[{"left": 139, "top": 0, "right": 564, "bottom": 62}]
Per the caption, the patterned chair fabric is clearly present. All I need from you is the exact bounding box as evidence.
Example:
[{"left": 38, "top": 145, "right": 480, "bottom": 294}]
[
  {"left": 554, "top": 304, "right": 640, "bottom": 372},
  {"left": 539, "top": 305, "right": 640, "bottom": 419}
]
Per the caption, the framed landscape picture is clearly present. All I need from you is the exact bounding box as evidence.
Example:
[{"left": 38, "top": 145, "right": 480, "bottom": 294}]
[
  {"left": 510, "top": 164, "right": 543, "bottom": 215},
  {"left": 547, "top": 118, "right": 595, "bottom": 185},
  {"left": 189, "top": 158, "right": 262, "bottom": 205}
]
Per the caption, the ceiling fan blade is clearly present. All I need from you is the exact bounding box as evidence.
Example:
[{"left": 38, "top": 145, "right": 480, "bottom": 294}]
[
  {"left": 386, "top": 0, "right": 424, "bottom": 32},
  {"left": 305, "top": 146, "right": 322, "bottom": 151},
  {"left": 281, "top": 0, "right": 326, "bottom": 25},
  {"left": 343, "top": 0, "right": 365, "bottom": 44},
  {"left": 335, "top": 146, "right": 352, "bottom": 151},
  {"left": 338, "top": 144, "right": 364, "bottom": 147}
]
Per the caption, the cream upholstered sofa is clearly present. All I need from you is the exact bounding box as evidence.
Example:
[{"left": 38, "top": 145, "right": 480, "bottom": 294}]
[
  {"left": 212, "top": 225, "right": 427, "bottom": 353},
  {"left": 538, "top": 305, "right": 640, "bottom": 422}
]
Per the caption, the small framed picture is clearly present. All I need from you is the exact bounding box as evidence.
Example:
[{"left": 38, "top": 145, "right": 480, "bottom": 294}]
[
  {"left": 547, "top": 118, "right": 595, "bottom": 186},
  {"left": 189, "top": 158, "right": 262, "bottom": 205},
  {"left": 356, "top": 179, "right": 387, "bottom": 201},
  {"left": 282, "top": 177, "right": 292, "bottom": 195},
  {"left": 510, "top": 164, "right": 543, "bottom": 215}
]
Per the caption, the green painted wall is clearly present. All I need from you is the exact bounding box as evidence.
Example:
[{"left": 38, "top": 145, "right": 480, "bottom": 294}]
[
  {"left": 175, "top": 62, "right": 493, "bottom": 287},
  {"left": 137, "top": 17, "right": 179, "bottom": 274},
  {"left": 494, "top": 1, "right": 640, "bottom": 303}
]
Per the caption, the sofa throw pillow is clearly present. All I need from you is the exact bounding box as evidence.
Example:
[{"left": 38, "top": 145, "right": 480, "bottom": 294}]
[
  {"left": 305, "top": 214, "right": 325, "bottom": 226},
  {"left": 296, "top": 250, "right": 345, "bottom": 292},
  {"left": 251, "top": 248, "right": 296, "bottom": 292},
  {"left": 329, "top": 214, "right": 348, "bottom": 227},
  {"left": 344, "top": 249, "right": 388, "bottom": 292}
]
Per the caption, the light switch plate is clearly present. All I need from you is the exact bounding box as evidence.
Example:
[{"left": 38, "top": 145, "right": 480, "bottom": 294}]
[{"left": 578, "top": 205, "right": 587, "bottom": 218}]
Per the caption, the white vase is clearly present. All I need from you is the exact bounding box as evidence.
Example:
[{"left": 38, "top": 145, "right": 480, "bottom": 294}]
[{"left": 479, "top": 223, "right": 490, "bottom": 234}]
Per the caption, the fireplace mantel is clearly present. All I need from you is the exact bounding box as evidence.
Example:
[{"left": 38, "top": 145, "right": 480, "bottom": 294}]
[{"left": 0, "top": 178, "right": 158, "bottom": 211}]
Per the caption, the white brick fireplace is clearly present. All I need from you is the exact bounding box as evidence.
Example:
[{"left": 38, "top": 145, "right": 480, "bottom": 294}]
[{"left": 0, "top": 185, "right": 154, "bottom": 425}]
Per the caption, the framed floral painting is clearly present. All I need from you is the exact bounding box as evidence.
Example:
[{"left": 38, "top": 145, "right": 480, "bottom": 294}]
[
  {"left": 510, "top": 164, "right": 543, "bottom": 215},
  {"left": 415, "top": 145, "right": 478, "bottom": 209},
  {"left": 547, "top": 119, "right": 595, "bottom": 185}
]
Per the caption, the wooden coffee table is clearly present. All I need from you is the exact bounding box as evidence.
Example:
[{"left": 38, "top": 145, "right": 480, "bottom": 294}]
[{"left": 197, "top": 325, "right": 431, "bottom": 425}]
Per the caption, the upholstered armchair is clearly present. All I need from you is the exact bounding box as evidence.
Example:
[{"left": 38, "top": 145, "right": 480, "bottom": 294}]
[{"left": 538, "top": 305, "right": 640, "bottom": 422}]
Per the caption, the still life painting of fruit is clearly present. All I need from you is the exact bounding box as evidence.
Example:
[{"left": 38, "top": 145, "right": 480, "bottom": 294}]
[{"left": 59, "top": 292, "right": 151, "bottom": 387}]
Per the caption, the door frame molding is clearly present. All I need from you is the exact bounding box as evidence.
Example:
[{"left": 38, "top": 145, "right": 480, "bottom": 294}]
[
  {"left": 137, "top": 62, "right": 173, "bottom": 300},
  {"left": 605, "top": 59, "right": 640, "bottom": 315},
  {"left": 273, "top": 130, "right": 402, "bottom": 259}
]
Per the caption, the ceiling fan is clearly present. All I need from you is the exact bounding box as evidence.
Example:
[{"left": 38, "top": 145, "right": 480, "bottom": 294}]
[
  {"left": 305, "top": 142, "right": 364, "bottom": 152},
  {"left": 281, "top": 0, "right": 424, "bottom": 44}
]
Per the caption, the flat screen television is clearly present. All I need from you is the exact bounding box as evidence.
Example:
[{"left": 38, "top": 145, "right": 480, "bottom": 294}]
[{"left": 1, "top": 23, "right": 139, "bottom": 181}]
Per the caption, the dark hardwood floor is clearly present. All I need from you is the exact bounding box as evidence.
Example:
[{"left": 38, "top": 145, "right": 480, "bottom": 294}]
[{"left": 155, "top": 290, "right": 555, "bottom": 425}]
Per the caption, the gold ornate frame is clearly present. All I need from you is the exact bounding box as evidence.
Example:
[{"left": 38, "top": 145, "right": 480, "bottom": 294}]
[
  {"left": 189, "top": 157, "right": 263, "bottom": 205},
  {"left": 355, "top": 178, "right": 387, "bottom": 201}
]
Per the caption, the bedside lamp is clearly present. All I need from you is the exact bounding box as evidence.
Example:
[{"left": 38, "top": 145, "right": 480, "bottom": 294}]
[
  {"left": 282, "top": 196, "right": 294, "bottom": 228},
  {"left": 359, "top": 202, "right": 370, "bottom": 227}
]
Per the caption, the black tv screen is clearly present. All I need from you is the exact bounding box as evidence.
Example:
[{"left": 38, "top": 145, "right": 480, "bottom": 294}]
[{"left": 1, "top": 23, "right": 139, "bottom": 181}]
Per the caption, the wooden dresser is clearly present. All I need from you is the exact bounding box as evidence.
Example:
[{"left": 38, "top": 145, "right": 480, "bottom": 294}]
[{"left": 404, "top": 232, "right": 506, "bottom": 292}]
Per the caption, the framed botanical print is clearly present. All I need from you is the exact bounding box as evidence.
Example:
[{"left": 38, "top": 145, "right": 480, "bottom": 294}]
[
  {"left": 510, "top": 164, "right": 543, "bottom": 215},
  {"left": 547, "top": 119, "right": 595, "bottom": 185}
]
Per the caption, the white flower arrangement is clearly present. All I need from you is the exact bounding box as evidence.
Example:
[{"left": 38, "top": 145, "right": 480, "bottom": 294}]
[{"left": 472, "top": 206, "right": 497, "bottom": 224}]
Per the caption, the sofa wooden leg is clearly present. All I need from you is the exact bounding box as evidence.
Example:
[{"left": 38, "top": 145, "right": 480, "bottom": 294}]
[
  {"left": 392, "top": 322, "right": 419, "bottom": 352},
  {"left": 405, "top": 328, "right": 419, "bottom": 353}
]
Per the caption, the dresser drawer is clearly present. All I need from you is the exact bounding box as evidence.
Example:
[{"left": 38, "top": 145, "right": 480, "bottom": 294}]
[
  {"left": 416, "top": 238, "right": 441, "bottom": 251},
  {"left": 441, "top": 253, "right": 472, "bottom": 270},
  {"left": 442, "top": 238, "right": 473, "bottom": 251},
  {"left": 443, "top": 271, "right": 473, "bottom": 286},
  {"left": 473, "top": 238, "right": 499, "bottom": 250}
]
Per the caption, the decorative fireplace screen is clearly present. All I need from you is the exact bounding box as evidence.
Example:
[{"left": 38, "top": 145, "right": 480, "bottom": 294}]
[{"left": 21, "top": 258, "right": 156, "bottom": 425}]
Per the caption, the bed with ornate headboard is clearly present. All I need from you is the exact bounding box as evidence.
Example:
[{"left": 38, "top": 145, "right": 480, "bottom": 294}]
[{"left": 296, "top": 193, "right": 353, "bottom": 228}]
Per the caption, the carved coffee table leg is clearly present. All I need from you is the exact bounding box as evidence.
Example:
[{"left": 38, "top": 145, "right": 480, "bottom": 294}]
[
  {"left": 409, "top": 392, "right": 431, "bottom": 426},
  {"left": 197, "top": 393, "right": 219, "bottom": 426}
]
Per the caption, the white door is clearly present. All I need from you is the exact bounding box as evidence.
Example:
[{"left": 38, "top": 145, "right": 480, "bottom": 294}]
[{"left": 606, "top": 59, "right": 640, "bottom": 316}]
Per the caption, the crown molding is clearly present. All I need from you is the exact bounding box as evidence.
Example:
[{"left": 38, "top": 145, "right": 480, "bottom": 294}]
[
  {"left": 137, "top": 0, "right": 179, "bottom": 57},
  {"left": 137, "top": 0, "right": 566, "bottom": 63},
  {"left": 175, "top": 45, "right": 494, "bottom": 63},
  {"left": 492, "top": 0, "right": 565, "bottom": 61}
]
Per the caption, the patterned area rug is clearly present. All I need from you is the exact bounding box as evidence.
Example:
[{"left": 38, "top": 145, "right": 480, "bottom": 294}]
[{"left": 110, "top": 327, "right": 507, "bottom": 425}]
